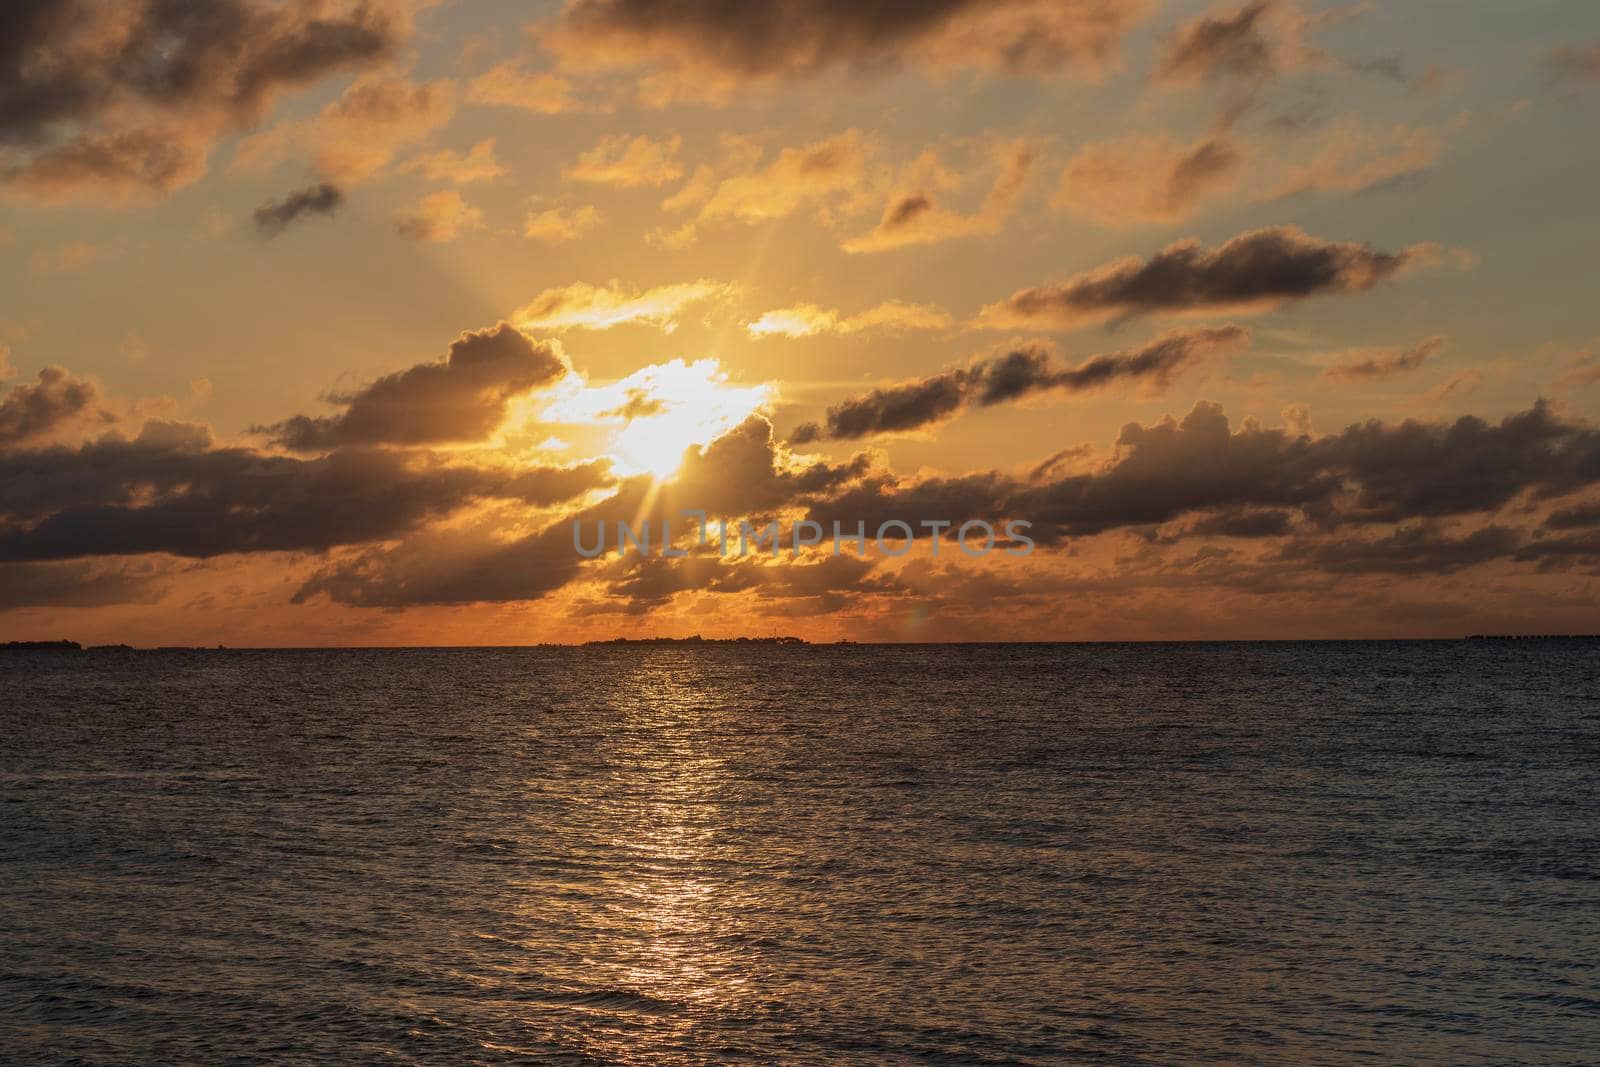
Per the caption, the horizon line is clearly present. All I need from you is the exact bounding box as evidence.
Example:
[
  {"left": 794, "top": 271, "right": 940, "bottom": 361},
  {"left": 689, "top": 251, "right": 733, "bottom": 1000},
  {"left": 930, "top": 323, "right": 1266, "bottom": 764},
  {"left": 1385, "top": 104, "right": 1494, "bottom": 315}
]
[{"left": 5, "top": 635, "right": 1599, "bottom": 653}]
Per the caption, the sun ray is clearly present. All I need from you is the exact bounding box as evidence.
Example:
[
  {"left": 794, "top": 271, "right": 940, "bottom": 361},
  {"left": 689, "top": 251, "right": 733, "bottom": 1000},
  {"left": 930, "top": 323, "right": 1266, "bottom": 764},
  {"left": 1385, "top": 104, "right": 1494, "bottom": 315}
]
[{"left": 537, "top": 358, "right": 775, "bottom": 480}]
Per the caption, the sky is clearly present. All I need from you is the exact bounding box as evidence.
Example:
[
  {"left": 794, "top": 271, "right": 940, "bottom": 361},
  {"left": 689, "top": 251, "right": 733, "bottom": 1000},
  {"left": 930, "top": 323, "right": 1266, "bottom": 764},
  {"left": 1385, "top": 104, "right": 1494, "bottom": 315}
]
[{"left": 2, "top": 0, "right": 1600, "bottom": 645}]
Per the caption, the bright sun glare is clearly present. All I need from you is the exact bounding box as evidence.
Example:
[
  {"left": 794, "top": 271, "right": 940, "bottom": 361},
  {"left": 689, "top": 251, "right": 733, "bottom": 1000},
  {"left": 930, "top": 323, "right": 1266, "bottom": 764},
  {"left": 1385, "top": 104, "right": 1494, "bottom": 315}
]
[{"left": 541, "top": 359, "right": 774, "bottom": 480}]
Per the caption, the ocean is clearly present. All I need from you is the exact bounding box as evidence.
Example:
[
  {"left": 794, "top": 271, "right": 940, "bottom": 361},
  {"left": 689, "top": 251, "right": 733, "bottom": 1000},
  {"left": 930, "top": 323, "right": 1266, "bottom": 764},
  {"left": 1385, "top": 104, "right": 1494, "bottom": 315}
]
[{"left": 2, "top": 642, "right": 1597, "bottom": 1064}]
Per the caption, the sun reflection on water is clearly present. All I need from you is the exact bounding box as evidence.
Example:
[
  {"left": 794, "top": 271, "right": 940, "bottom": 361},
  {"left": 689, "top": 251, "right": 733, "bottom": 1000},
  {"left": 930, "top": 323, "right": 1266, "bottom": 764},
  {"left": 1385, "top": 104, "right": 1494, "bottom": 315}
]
[{"left": 517, "top": 654, "right": 760, "bottom": 1062}]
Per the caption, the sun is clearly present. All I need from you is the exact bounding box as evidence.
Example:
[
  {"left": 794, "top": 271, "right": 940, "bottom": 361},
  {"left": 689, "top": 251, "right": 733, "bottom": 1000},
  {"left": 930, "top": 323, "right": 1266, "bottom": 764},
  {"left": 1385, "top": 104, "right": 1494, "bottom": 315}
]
[{"left": 538, "top": 359, "right": 774, "bottom": 480}]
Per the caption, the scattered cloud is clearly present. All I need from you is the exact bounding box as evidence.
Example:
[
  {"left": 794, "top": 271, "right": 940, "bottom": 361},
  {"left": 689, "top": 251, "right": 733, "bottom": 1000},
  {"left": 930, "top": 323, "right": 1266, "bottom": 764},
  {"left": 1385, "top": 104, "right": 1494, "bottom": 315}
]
[
  {"left": 1347, "top": 56, "right": 1463, "bottom": 95},
  {"left": 1151, "top": 1, "right": 1328, "bottom": 127},
  {"left": 234, "top": 75, "right": 455, "bottom": 185},
  {"left": 747, "top": 301, "right": 953, "bottom": 339},
  {"left": 253, "top": 183, "right": 343, "bottom": 238},
  {"left": 0, "top": 0, "right": 405, "bottom": 203},
  {"left": 1324, "top": 335, "right": 1447, "bottom": 382},
  {"left": 404, "top": 139, "right": 507, "bottom": 184},
  {"left": 1274, "top": 117, "right": 1445, "bottom": 197},
  {"left": 1422, "top": 369, "right": 1482, "bottom": 405},
  {"left": 1054, "top": 115, "right": 1447, "bottom": 229},
  {"left": 395, "top": 189, "right": 485, "bottom": 243},
  {"left": 694, "top": 130, "right": 870, "bottom": 224},
  {"left": 512, "top": 280, "right": 733, "bottom": 332},
  {"left": 538, "top": 0, "right": 1155, "bottom": 106},
  {"left": 1053, "top": 134, "right": 1241, "bottom": 227},
  {"left": 976, "top": 226, "right": 1441, "bottom": 331},
  {"left": 563, "top": 134, "right": 684, "bottom": 188},
  {"left": 524, "top": 205, "right": 601, "bottom": 244},
  {"left": 844, "top": 139, "right": 1035, "bottom": 253},
  {"left": 792, "top": 326, "right": 1250, "bottom": 441},
  {"left": 466, "top": 63, "right": 586, "bottom": 113},
  {"left": 1154, "top": 1, "right": 1282, "bottom": 87}
]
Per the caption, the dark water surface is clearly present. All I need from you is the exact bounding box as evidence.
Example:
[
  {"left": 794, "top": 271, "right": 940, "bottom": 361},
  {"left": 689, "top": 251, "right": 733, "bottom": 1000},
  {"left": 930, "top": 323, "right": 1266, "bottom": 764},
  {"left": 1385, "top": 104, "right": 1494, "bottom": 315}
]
[{"left": 3, "top": 642, "right": 1598, "bottom": 1064}]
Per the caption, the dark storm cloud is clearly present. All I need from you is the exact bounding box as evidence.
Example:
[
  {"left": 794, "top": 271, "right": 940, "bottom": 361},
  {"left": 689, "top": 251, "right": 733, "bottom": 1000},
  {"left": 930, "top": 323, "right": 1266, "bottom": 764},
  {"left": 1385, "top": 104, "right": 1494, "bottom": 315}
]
[
  {"left": 1270, "top": 524, "right": 1523, "bottom": 575},
  {"left": 291, "top": 520, "right": 585, "bottom": 608},
  {"left": 253, "top": 182, "right": 344, "bottom": 237},
  {"left": 13, "top": 368, "right": 1600, "bottom": 608},
  {"left": 801, "top": 470, "right": 1023, "bottom": 543},
  {"left": 0, "top": 366, "right": 103, "bottom": 450},
  {"left": 798, "top": 368, "right": 974, "bottom": 443},
  {"left": 968, "top": 344, "right": 1055, "bottom": 405},
  {"left": 0, "top": 559, "right": 172, "bottom": 609},
  {"left": 255, "top": 323, "right": 569, "bottom": 451},
  {"left": 992, "top": 326, "right": 1248, "bottom": 400},
  {"left": 1323, "top": 336, "right": 1446, "bottom": 382},
  {"left": 0, "top": 0, "right": 402, "bottom": 199},
  {"left": 1070, "top": 401, "right": 1600, "bottom": 535},
  {"left": 648, "top": 415, "right": 872, "bottom": 518},
  {"left": 540, "top": 0, "right": 1152, "bottom": 99},
  {"left": 1182, "top": 508, "right": 1297, "bottom": 539},
  {"left": 802, "top": 401, "right": 1600, "bottom": 548},
  {"left": 1003, "top": 401, "right": 1331, "bottom": 540},
  {"left": 978, "top": 226, "right": 1433, "bottom": 330},
  {"left": 0, "top": 418, "right": 613, "bottom": 561},
  {"left": 1516, "top": 530, "right": 1600, "bottom": 570},
  {"left": 1154, "top": 1, "right": 1276, "bottom": 85},
  {"left": 1318, "top": 401, "right": 1600, "bottom": 522},
  {"left": 291, "top": 415, "right": 876, "bottom": 606},
  {"left": 295, "top": 432, "right": 877, "bottom": 611},
  {"left": 236, "top": 398, "right": 1600, "bottom": 611},
  {"left": 598, "top": 552, "right": 766, "bottom": 609},
  {"left": 550, "top": 0, "right": 978, "bottom": 75},
  {"left": 298, "top": 415, "right": 865, "bottom": 608},
  {"left": 1542, "top": 501, "right": 1600, "bottom": 530},
  {"left": 793, "top": 327, "right": 1249, "bottom": 441}
]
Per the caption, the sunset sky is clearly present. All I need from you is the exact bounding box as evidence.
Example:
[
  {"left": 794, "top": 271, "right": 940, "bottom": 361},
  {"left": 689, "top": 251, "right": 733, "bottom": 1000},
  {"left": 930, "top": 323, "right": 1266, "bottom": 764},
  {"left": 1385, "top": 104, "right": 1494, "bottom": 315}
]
[{"left": 3, "top": 0, "right": 1599, "bottom": 644}]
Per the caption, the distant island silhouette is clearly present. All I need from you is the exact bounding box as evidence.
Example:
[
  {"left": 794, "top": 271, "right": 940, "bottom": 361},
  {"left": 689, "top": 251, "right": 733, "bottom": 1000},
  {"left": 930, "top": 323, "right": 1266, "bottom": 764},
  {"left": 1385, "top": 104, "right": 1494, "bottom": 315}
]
[
  {"left": 1, "top": 641, "right": 215, "bottom": 652},
  {"left": 0, "top": 636, "right": 812, "bottom": 652},
  {"left": 6, "top": 635, "right": 1599, "bottom": 652},
  {"left": 583, "top": 635, "right": 808, "bottom": 646}
]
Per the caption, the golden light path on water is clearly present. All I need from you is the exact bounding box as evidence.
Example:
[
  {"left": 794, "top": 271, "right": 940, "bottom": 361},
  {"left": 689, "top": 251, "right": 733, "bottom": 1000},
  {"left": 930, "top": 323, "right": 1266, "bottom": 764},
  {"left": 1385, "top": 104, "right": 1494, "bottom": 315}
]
[
  {"left": 505, "top": 655, "right": 762, "bottom": 1063},
  {"left": 593, "top": 664, "right": 741, "bottom": 1060}
]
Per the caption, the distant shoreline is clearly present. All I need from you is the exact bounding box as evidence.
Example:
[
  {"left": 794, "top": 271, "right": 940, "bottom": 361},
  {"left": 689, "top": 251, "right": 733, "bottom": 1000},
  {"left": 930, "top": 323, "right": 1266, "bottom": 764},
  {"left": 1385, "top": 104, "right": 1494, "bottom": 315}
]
[{"left": 4, "top": 635, "right": 1599, "bottom": 653}]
